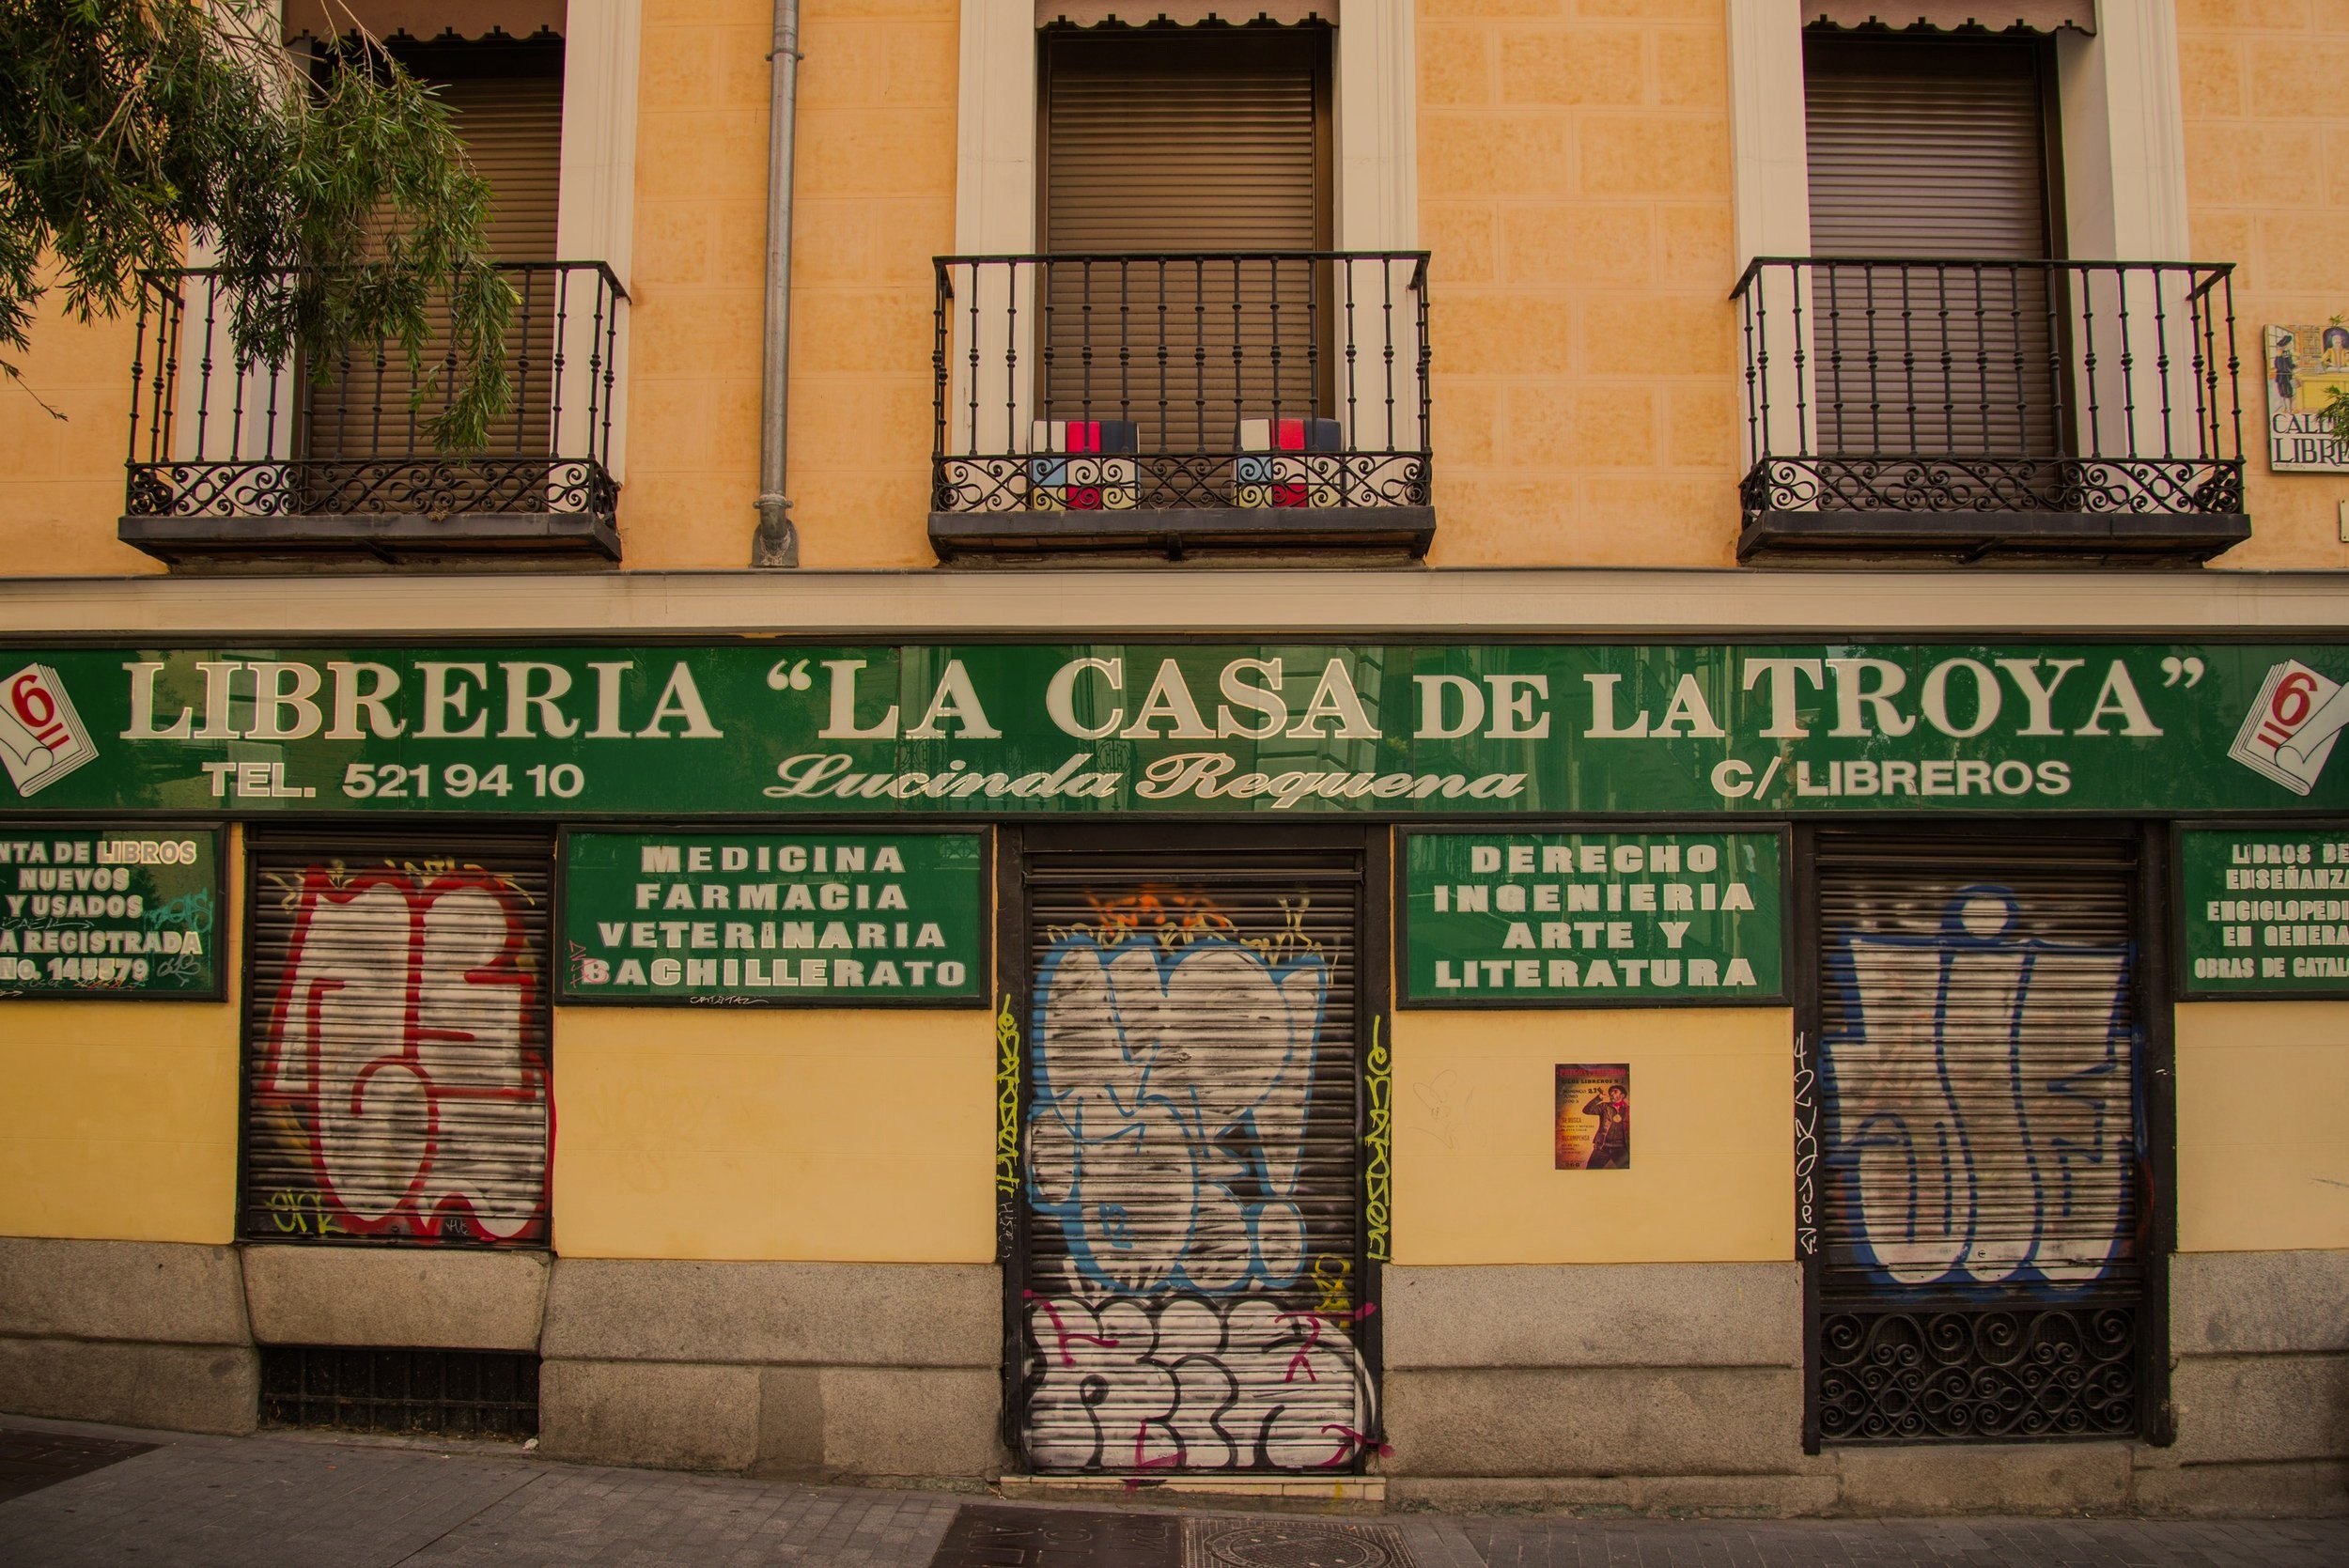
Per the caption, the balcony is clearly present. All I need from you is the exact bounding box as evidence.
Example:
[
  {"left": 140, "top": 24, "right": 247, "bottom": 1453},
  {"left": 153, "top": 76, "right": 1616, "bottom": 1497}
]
[
  {"left": 121, "top": 262, "right": 625, "bottom": 565},
  {"left": 929, "top": 252, "right": 1432, "bottom": 560},
  {"left": 1733, "top": 258, "right": 2248, "bottom": 564}
]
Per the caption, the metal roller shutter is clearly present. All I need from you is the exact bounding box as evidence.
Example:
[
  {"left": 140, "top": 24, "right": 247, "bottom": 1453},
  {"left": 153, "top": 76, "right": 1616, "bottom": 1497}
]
[
  {"left": 1040, "top": 29, "right": 1331, "bottom": 453},
  {"left": 1018, "top": 847, "right": 1375, "bottom": 1473},
  {"left": 1803, "top": 36, "right": 2059, "bottom": 460},
  {"left": 1811, "top": 831, "right": 2144, "bottom": 1442},
  {"left": 242, "top": 830, "right": 554, "bottom": 1248},
  {"left": 304, "top": 41, "right": 564, "bottom": 465}
]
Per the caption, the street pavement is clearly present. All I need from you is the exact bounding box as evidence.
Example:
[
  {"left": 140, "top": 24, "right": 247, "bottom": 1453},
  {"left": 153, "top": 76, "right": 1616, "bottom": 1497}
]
[{"left": 1, "top": 1414, "right": 2344, "bottom": 1567}]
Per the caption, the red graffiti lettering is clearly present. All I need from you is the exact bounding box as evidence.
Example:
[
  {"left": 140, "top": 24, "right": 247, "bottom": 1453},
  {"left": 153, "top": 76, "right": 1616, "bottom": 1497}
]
[{"left": 253, "top": 868, "right": 546, "bottom": 1243}]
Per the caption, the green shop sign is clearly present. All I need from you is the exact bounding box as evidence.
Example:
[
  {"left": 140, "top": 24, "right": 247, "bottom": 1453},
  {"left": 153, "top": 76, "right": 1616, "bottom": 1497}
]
[
  {"left": 0, "top": 824, "right": 221, "bottom": 998},
  {"left": 560, "top": 830, "right": 987, "bottom": 1004},
  {"left": 1404, "top": 830, "right": 1783, "bottom": 1004},
  {"left": 2177, "top": 823, "right": 2349, "bottom": 998},
  {"left": 2, "top": 642, "right": 2346, "bottom": 817}
]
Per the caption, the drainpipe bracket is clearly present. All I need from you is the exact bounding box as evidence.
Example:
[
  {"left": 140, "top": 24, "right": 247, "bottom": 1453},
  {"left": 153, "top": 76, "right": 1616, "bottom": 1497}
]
[{"left": 753, "top": 493, "right": 800, "bottom": 569}]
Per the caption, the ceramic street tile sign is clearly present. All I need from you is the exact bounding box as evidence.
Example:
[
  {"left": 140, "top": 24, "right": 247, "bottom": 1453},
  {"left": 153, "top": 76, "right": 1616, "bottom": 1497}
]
[
  {"left": 2178, "top": 823, "right": 2349, "bottom": 997},
  {"left": 0, "top": 826, "right": 220, "bottom": 997},
  {"left": 1404, "top": 830, "right": 1783, "bottom": 1004},
  {"left": 2263, "top": 324, "right": 2349, "bottom": 473},
  {"left": 560, "top": 831, "right": 986, "bottom": 1004},
  {"left": 5, "top": 643, "right": 2349, "bottom": 818}
]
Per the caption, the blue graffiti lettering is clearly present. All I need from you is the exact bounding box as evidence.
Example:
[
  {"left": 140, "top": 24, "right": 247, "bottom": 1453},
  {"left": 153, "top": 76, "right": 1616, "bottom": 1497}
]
[{"left": 1823, "top": 887, "right": 2135, "bottom": 1291}]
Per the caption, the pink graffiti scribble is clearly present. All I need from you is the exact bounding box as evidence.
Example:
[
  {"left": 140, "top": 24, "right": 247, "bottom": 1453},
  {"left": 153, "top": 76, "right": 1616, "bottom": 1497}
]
[
  {"left": 1315, "top": 1424, "right": 1391, "bottom": 1468},
  {"left": 1131, "top": 1421, "right": 1185, "bottom": 1472},
  {"left": 1275, "top": 1303, "right": 1378, "bottom": 1382},
  {"left": 1023, "top": 1288, "right": 1122, "bottom": 1366},
  {"left": 253, "top": 868, "right": 546, "bottom": 1244}
]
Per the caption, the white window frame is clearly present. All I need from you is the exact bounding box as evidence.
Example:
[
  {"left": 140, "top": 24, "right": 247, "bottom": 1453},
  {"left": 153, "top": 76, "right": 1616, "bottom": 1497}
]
[
  {"left": 172, "top": 6, "right": 641, "bottom": 488},
  {"left": 1726, "top": 0, "right": 2197, "bottom": 467}
]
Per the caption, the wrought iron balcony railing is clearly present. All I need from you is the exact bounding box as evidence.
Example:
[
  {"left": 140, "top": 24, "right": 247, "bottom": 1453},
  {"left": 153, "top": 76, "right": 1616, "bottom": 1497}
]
[
  {"left": 122, "top": 261, "right": 625, "bottom": 562},
  {"left": 1732, "top": 257, "right": 2248, "bottom": 561},
  {"left": 930, "top": 251, "right": 1433, "bottom": 558}
]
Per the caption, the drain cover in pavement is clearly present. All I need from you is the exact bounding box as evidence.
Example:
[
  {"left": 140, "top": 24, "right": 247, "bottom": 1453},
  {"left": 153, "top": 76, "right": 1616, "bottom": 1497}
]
[
  {"left": 1189, "top": 1520, "right": 1415, "bottom": 1568},
  {"left": 0, "top": 1427, "right": 158, "bottom": 1503},
  {"left": 930, "top": 1504, "right": 1183, "bottom": 1567}
]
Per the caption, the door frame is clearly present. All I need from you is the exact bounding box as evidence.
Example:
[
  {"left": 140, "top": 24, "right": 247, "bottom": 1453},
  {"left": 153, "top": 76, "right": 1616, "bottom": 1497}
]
[
  {"left": 994, "top": 820, "right": 1392, "bottom": 1473},
  {"left": 1791, "top": 818, "right": 2176, "bottom": 1453}
]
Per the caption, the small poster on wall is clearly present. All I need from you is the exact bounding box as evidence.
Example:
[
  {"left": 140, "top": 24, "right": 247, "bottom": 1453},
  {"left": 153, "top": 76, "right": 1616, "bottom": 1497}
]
[
  {"left": 2263, "top": 323, "right": 2349, "bottom": 472},
  {"left": 1554, "top": 1064, "right": 1630, "bottom": 1171}
]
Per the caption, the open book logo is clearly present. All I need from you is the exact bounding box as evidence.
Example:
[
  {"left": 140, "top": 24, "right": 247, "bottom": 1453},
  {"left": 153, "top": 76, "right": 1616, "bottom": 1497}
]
[
  {"left": 0, "top": 663, "right": 97, "bottom": 798},
  {"left": 2231, "top": 660, "right": 2349, "bottom": 796}
]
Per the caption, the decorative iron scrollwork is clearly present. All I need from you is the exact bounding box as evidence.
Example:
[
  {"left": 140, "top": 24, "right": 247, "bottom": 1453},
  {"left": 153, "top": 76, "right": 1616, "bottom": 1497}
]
[
  {"left": 1816, "top": 1303, "right": 2137, "bottom": 1442},
  {"left": 935, "top": 451, "right": 1427, "bottom": 515},
  {"left": 1743, "top": 456, "right": 2244, "bottom": 522},
  {"left": 126, "top": 458, "right": 617, "bottom": 528}
]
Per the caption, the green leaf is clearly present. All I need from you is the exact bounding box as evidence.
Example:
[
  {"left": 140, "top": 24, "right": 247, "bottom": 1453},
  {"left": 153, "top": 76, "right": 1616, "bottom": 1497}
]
[{"left": 0, "top": 0, "right": 510, "bottom": 451}]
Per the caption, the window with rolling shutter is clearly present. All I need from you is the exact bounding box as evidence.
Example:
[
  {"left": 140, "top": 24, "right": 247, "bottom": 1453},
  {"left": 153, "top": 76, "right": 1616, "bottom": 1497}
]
[
  {"left": 1039, "top": 28, "right": 1332, "bottom": 454},
  {"left": 241, "top": 831, "right": 554, "bottom": 1248},
  {"left": 1803, "top": 35, "right": 2061, "bottom": 460},
  {"left": 1807, "top": 831, "right": 2147, "bottom": 1444},
  {"left": 1015, "top": 841, "right": 1377, "bottom": 1473},
  {"left": 303, "top": 39, "right": 565, "bottom": 468}
]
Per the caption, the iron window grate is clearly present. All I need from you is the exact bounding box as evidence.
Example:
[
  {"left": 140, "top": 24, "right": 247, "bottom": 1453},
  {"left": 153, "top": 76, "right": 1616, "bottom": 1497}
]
[{"left": 259, "top": 1346, "right": 539, "bottom": 1439}]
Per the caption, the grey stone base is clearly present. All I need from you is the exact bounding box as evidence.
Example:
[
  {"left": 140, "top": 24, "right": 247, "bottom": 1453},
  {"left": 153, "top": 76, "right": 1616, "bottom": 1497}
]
[
  {"left": 1374, "top": 1259, "right": 2349, "bottom": 1518},
  {"left": 536, "top": 1359, "right": 1006, "bottom": 1480},
  {"left": 0, "top": 1337, "right": 257, "bottom": 1435},
  {"left": 243, "top": 1245, "right": 548, "bottom": 1349},
  {"left": 534, "top": 1259, "right": 1006, "bottom": 1482},
  {"left": 4, "top": 1242, "right": 2344, "bottom": 1511}
]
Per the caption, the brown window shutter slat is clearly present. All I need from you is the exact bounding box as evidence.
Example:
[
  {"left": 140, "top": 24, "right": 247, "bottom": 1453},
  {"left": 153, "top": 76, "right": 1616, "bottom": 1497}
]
[
  {"left": 1804, "top": 36, "right": 2051, "bottom": 261},
  {"left": 1039, "top": 29, "right": 1331, "bottom": 453},
  {"left": 304, "top": 43, "right": 564, "bottom": 465},
  {"left": 1802, "top": 37, "right": 2059, "bottom": 458}
]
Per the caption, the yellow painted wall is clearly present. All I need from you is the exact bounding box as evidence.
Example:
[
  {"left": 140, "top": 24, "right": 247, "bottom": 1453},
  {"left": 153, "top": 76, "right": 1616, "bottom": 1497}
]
[
  {"left": 2175, "top": 1000, "right": 2349, "bottom": 1253},
  {"left": 1418, "top": 0, "right": 1742, "bottom": 567},
  {"left": 1391, "top": 1004, "right": 1793, "bottom": 1264},
  {"left": 2179, "top": 0, "right": 2349, "bottom": 570},
  {"left": 622, "top": 0, "right": 958, "bottom": 569},
  {"left": 0, "top": 827, "right": 241, "bottom": 1243},
  {"left": 551, "top": 1003, "right": 995, "bottom": 1261},
  {"left": 0, "top": 294, "right": 167, "bottom": 577}
]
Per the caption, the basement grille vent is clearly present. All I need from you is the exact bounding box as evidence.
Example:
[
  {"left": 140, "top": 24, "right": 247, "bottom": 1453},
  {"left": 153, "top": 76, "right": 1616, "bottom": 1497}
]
[{"left": 259, "top": 1346, "right": 540, "bottom": 1439}]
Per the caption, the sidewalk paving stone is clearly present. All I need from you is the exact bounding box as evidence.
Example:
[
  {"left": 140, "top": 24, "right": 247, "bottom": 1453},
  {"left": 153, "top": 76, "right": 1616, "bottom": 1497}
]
[{"left": 0, "top": 1416, "right": 2342, "bottom": 1568}]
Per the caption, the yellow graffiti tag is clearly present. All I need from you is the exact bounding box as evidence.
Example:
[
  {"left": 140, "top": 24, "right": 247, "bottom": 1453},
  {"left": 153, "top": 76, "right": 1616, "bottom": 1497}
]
[
  {"left": 1312, "top": 1254, "right": 1354, "bottom": 1317},
  {"left": 1364, "top": 1017, "right": 1392, "bottom": 1264},
  {"left": 996, "top": 993, "right": 1020, "bottom": 1193}
]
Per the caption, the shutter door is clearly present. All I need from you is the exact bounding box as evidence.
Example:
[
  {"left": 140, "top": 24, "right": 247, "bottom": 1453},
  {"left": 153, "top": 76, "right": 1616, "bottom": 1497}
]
[
  {"left": 242, "top": 830, "right": 554, "bottom": 1247},
  {"left": 1019, "top": 848, "right": 1375, "bottom": 1473},
  {"left": 1803, "top": 37, "right": 2059, "bottom": 459},
  {"left": 1040, "top": 30, "right": 1330, "bottom": 455},
  {"left": 1812, "top": 831, "right": 2144, "bottom": 1441},
  {"left": 305, "top": 46, "right": 564, "bottom": 465}
]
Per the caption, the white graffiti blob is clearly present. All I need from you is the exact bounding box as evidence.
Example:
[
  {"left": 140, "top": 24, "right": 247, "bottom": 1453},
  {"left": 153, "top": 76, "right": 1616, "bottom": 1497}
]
[
  {"left": 254, "top": 871, "right": 545, "bottom": 1241},
  {"left": 1025, "top": 1295, "right": 1376, "bottom": 1472},
  {"left": 1828, "top": 888, "right": 2132, "bottom": 1288},
  {"left": 1027, "top": 935, "right": 1329, "bottom": 1296}
]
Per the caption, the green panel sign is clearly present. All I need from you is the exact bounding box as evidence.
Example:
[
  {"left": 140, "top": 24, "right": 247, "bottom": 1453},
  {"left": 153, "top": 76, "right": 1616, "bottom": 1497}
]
[
  {"left": 1404, "top": 830, "right": 1783, "bottom": 1005},
  {"left": 0, "top": 825, "right": 221, "bottom": 998},
  {"left": 2178, "top": 823, "right": 2349, "bottom": 997},
  {"left": 3, "top": 642, "right": 2347, "bottom": 817},
  {"left": 560, "top": 831, "right": 987, "bottom": 1005}
]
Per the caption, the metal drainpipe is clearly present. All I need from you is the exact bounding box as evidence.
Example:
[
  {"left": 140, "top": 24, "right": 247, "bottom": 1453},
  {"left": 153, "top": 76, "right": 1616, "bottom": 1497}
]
[{"left": 751, "top": 0, "right": 802, "bottom": 567}]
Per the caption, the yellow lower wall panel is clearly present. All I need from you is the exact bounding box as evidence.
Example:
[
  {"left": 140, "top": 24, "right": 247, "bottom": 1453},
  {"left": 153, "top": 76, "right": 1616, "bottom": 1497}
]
[
  {"left": 552, "top": 1005, "right": 994, "bottom": 1262},
  {"left": 0, "top": 1005, "right": 241, "bottom": 1244},
  {"left": 1391, "top": 1006, "right": 1794, "bottom": 1265},
  {"left": 2176, "top": 1001, "right": 2349, "bottom": 1253}
]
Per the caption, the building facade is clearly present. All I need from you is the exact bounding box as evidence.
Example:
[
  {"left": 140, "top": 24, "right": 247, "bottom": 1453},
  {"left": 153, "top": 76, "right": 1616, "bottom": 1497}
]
[{"left": 2, "top": 0, "right": 2346, "bottom": 1517}]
